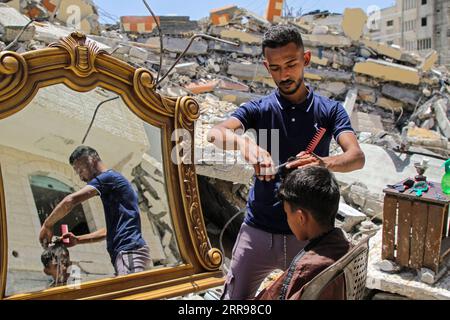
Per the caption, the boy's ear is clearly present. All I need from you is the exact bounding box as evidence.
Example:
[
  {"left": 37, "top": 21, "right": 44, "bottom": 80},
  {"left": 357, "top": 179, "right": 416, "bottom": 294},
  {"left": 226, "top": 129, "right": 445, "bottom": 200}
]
[{"left": 297, "top": 208, "right": 308, "bottom": 226}]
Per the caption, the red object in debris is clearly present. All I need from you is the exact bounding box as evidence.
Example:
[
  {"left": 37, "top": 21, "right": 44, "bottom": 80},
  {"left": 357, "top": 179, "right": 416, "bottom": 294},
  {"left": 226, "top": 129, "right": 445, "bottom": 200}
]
[
  {"left": 61, "top": 224, "right": 69, "bottom": 244},
  {"left": 185, "top": 80, "right": 219, "bottom": 94}
]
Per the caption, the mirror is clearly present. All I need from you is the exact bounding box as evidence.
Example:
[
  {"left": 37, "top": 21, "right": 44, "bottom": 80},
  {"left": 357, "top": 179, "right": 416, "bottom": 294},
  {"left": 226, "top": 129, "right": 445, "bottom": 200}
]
[
  {"left": 0, "top": 32, "right": 223, "bottom": 300},
  {"left": 0, "top": 85, "right": 182, "bottom": 296}
]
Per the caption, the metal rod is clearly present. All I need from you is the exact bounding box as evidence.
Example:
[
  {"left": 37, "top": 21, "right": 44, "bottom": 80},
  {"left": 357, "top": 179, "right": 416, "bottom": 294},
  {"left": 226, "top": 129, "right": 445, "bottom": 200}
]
[
  {"left": 155, "top": 34, "right": 239, "bottom": 87},
  {"left": 143, "top": 0, "right": 164, "bottom": 84},
  {"left": 82, "top": 96, "right": 120, "bottom": 144}
]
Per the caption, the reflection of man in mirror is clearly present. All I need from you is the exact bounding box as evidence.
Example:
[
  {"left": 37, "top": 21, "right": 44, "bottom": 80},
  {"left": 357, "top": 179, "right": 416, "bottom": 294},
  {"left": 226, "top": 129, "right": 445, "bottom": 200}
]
[
  {"left": 39, "top": 146, "right": 152, "bottom": 276},
  {"left": 41, "top": 241, "right": 72, "bottom": 287}
]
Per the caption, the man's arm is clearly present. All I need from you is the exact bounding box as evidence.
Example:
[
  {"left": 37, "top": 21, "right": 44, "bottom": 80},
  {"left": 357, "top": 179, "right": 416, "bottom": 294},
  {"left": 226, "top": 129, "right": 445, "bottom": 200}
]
[
  {"left": 62, "top": 228, "right": 107, "bottom": 248},
  {"left": 287, "top": 132, "right": 365, "bottom": 173},
  {"left": 208, "top": 118, "right": 276, "bottom": 181},
  {"left": 39, "top": 185, "right": 99, "bottom": 246}
]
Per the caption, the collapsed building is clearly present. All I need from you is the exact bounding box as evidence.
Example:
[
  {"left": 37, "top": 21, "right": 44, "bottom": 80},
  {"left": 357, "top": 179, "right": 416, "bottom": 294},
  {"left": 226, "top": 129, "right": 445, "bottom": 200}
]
[{"left": 0, "top": 0, "right": 449, "bottom": 299}]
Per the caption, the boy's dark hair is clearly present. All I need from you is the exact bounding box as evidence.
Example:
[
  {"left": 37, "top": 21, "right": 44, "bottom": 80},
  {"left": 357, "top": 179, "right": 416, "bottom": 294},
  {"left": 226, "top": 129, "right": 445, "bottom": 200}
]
[
  {"left": 69, "top": 146, "right": 101, "bottom": 165},
  {"left": 262, "top": 24, "right": 304, "bottom": 54},
  {"left": 278, "top": 166, "right": 340, "bottom": 227},
  {"left": 41, "top": 242, "right": 71, "bottom": 268}
]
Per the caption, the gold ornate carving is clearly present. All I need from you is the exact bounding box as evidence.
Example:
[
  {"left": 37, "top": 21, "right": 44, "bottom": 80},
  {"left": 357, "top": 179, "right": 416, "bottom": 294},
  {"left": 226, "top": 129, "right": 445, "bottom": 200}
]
[
  {"left": 50, "top": 31, "right": 107, "bottom": 78},
  {"left": 0, "top": 52, "right": 28, "bottom": 103},
  {"left": 175, "top": 97, "right": 223, "bottom": 270},
  {"left": 132, "top": 68, "right": 176, "bottom": 117}
]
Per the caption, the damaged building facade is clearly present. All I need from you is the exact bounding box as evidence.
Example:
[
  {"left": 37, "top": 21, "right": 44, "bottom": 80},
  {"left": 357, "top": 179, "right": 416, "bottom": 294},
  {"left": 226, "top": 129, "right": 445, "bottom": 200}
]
[{"left": 0, "top": 0, "right": 449, "bottom": 299}]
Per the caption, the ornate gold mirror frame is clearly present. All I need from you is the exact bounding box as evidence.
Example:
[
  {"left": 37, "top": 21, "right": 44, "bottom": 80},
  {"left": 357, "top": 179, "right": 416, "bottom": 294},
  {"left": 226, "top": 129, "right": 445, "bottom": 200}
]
[{"left": 0, "top": 32, "right": 223, "bottom": 300}]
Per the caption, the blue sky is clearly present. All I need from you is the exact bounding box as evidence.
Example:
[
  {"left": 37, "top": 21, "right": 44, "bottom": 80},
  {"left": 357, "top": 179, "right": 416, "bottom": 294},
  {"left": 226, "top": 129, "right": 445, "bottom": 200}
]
[{"left": 94, "top": 0, "right": 396, "bottom": 24}]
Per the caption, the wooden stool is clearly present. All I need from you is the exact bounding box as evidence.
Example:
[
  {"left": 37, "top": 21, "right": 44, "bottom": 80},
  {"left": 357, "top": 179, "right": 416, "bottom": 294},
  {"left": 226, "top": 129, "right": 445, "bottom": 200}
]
[{"left": 382, "top": 182, "right": 450, "bottom": 274}]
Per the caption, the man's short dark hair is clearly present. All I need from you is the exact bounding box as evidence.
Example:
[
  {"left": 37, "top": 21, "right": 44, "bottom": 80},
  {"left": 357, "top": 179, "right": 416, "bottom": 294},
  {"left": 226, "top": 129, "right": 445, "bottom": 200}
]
[
  {"left": 278, "top": 167, "right": 340, "bottom": 227},
  {"left": 69, "top": 146, "right": 101, "bottom": 165},
  {"left": 262, "top": 24, "right": 304, "bottom": 54},
  {"left": 41, "top": 242, "right": 71, "bottom": 268}
]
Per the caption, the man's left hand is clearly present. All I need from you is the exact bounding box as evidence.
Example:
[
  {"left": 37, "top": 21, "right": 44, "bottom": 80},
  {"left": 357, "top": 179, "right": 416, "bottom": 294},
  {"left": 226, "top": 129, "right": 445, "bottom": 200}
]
[{"left": 285, "top": 151, "right": 325, "bottom": 170}]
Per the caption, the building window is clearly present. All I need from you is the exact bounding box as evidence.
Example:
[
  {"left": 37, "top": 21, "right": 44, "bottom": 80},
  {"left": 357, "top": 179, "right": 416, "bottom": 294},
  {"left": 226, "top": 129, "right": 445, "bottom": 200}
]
[
  {"left": 30, "top": 175, "right": 91, "bottom": 236},
  {"left": 403, "top": 19, "right": 417, "bottom": 31},
  {"left": 421, "top": 0, "right": 427, "bottom": 5},
  {"left": 421, "top": 17, "right": 427, "bottom": 26},
  {"left": 387, "top": 20, "right": 394, "bottom": 27},
  {"left": 417, "top": 38, "right": 432, "bottom": 50},
  {"left": 404, "top": 0, "right": 417, "bottom": 10}
]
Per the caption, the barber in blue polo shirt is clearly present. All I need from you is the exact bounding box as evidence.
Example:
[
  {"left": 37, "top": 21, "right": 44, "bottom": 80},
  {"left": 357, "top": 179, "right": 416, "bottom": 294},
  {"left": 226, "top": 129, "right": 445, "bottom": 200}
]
[
  {"left": 39, "top": 146, "right": 151, "bottom": 276},
  {"left": 208, "top": 25, "right": 365, "bottom": 300}
]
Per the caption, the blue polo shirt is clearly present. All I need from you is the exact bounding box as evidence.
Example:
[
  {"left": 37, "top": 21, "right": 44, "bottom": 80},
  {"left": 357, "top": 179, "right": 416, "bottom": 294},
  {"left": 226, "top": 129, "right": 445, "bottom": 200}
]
[
  {"left": 231, "top": 87, "right": 355, "bottom": 234},
  {"left": 87, "top": 170, "right": 146, "bottom": 263}
]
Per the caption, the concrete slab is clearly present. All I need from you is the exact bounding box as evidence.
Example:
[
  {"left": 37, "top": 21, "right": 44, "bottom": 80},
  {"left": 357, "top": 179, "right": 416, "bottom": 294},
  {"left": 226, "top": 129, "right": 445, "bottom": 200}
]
[
  {"left": 366, "top": 230, "right": 450, "bottom": 300},
  {"left": 342, "top": 8, "right": 367, "bottom": 41},
  {"left": 354, "top": 59, "right": 420, "bottom": 85},
  {"left": 334, "top": 144, "right": 446, "bottom": 196},
  {"left": 0, "top": 3, "right": 36, "bottom": 42}
]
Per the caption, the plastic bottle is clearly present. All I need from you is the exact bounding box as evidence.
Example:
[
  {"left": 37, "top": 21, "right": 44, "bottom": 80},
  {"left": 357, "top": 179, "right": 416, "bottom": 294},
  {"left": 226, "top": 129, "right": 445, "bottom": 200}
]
[{"left": 442, "top": 159, "right": 450, "bottom": 195}]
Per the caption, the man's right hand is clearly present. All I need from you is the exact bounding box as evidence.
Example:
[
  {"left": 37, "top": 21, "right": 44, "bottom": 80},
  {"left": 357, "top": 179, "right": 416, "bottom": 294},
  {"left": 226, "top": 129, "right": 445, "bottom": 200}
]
[
  {"left": 61, "top": 232, "right": 79, "bottom": 248},
  {"left": 39, "top": 224, "right": 53, "bottom": 248},
  {"left": 239, "top": 138, "right": 276, "bottom": 181}
]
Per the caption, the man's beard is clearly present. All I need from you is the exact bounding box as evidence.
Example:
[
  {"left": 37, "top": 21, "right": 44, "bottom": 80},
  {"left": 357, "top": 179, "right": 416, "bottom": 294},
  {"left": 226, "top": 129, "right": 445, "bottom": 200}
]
[{"left": 277, "top": 75, "right": 304, "bottom": 95}]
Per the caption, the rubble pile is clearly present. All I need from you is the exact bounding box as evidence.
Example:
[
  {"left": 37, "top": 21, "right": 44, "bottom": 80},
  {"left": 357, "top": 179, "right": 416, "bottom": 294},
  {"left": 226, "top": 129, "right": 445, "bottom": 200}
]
[{"left": 1, "top": 2, "right": 450, "bottom": 299}]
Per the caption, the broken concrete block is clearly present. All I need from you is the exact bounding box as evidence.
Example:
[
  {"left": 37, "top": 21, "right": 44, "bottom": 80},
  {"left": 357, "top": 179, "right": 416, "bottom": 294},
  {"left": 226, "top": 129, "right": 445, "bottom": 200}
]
[
  {"left": 209, "top": 5, "right": 239, "bottom": 26},
  {"left": 317, "top": 82, "right": 348, "bottom": 97},
  {"left": 354, "top": 59, "right": 420, "bottom": 85},
  {"left": 213, "top": 89, "right": 263, "bottom": 106},
  {"left": 351, "top": 112, "right": 384, "bottom": 134},
  {"left": 55, "top": 0, "right": 99, "bottom": 34},
  {"left": 311, "top": 25, "right": 328, "bottom": 35},
  {"left": 343, "top": 88, "right": 357, "bottom": 116},
  {"left": 342, "top": 8, "right": 367, "bottom": 41},
  {"left": 302, "top": 33, "right": 352, "bottom": 48},
  {"left": 356, "top": 85, "right": 377, "bottom": 104},
  {"left": 208, "top": 41, "right": 262, "bottom": 56},
  {"left": 220, "top": 27, "right": 262, "bottom": 44},
  {"left": 355, "top": 75, "right": 380, "bottom": 88},
  {"left": 185, "top": 80, "right": 219, "bottom": 95},
  {"left": 308, "top": 48, "right": 354, "bottom": 68},
  {"left": 337, "top": 202, "right": 367, "bottom": 232},
  {"left": 0, "top": 3, "right": 36, "bottom": 42},
  {"left": 375, "top": 97, "right": 404, "bottom": 113},
  {"left": 217, "top": 79, "right": 249, "bottom": 92},
  {"left": 381, "top": 84, "right": 421, "bottom": 106},
  {"left": 375, "top": 259, "right": 401, "bottom": 273},
  {"left": 420, "top": 50, "right": 438, "bottom": 72},
  {"left": 407, "top": 126, "right": 449, "bottom": 150},
  {"left": 147, "top": 37, "right": 208, "bottom": 55},
  {"left": 227, "top": 61, "right": 270, "bottom": 81},
  {"left": 419, "top": 268, "right": 436, "bottom": 285},
  {"left": 306, "top": 68, "right": 352, "bottom": 82},
  {"left": 173, "top": 62, "right": 199, "bottom": 77},
  {"left": 129, "top": 46, "right": 149, "bottom": 63},
  {"left": 433, "top": 98, "right": 450, "bottom": 138},
  {"left": 310, "top": 55, "right": 329, "bottom": 66},
  {"left": 8, "top": 0, "right": 50, "bottom": 20},
  {"left": 360, "top": 39, "right": 402, "bottom": 61}
]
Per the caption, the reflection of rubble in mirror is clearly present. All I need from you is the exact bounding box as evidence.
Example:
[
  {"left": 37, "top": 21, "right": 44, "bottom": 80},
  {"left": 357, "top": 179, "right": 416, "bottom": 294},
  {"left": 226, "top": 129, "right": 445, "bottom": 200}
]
[{"left": 131, "top": 155, "right": 181, "bottom": 267}]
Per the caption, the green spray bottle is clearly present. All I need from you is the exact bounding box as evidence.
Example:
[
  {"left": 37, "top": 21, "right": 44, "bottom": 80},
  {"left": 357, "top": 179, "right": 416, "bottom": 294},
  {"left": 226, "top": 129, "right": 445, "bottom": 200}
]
[{"left": 442, "top": 159, "right": 450, "bottom": 195}]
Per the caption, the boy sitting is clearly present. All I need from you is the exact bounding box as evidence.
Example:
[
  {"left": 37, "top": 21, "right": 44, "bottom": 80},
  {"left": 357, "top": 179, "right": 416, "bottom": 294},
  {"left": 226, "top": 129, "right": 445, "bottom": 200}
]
[
  {"left": 256, "top": 166, "right": 351, "bottom": 300},
  {"left": 41, "top": 241, "right": 72, "bottom": 287}
]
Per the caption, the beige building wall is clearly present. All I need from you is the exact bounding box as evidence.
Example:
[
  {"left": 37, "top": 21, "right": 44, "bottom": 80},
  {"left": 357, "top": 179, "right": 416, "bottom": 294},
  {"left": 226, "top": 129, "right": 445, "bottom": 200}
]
[{"left": 369, "top": 0, "right": 449, "bottom": 66}]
